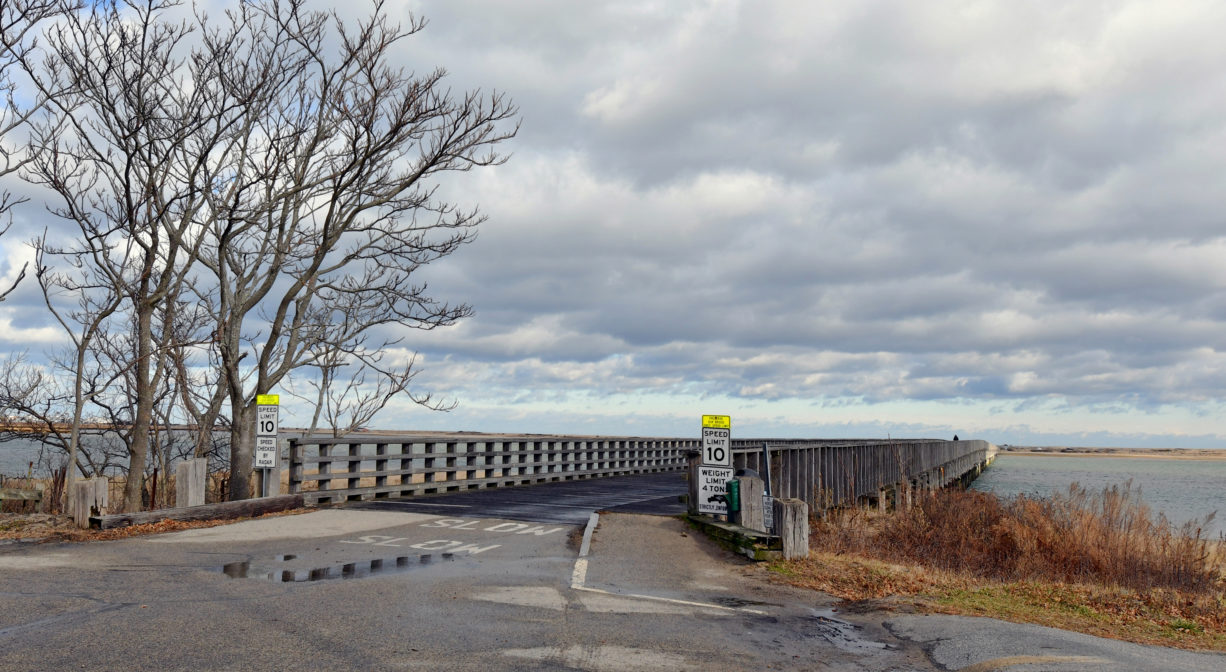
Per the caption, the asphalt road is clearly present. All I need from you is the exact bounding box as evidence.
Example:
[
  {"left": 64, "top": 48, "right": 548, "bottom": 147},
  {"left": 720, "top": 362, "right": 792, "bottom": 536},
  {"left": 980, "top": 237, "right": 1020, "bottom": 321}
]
[
  {"left": 347, "top": 471, "right": 690, "bottom": 524},
  {"left": 2, "top": 475, "right": 1224, "bottom": 671}
]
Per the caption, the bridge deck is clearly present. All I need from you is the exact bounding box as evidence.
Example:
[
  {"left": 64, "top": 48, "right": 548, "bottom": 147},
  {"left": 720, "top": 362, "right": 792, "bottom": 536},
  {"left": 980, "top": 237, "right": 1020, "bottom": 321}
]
[{"left": 345, "top": 471, "right": 687, "bottom": 525}]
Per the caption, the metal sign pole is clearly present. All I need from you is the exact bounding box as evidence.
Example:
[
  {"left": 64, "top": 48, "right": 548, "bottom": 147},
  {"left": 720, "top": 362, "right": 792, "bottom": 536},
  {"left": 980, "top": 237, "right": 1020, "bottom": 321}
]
[
  {"left": 761, "top": 442, "right": 774, "bottom": 533},
  {"left": 760, "top": 442, "right": 772, "bottom": 496}
]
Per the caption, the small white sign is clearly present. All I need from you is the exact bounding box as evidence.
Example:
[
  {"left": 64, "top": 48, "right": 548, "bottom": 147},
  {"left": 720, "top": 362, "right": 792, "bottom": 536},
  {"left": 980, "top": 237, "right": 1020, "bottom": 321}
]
[
  {"left": 698, "top": 466, "right": 734, "bottom": 515},
  {"left": 255, "top": 436, "right": 278, "bottom": 468},
  {"left": 763, "top": 495, "right": 774, "bottom": 532},
  {"left": 256, "top": 405, "right": 279, "bottom": 436}
]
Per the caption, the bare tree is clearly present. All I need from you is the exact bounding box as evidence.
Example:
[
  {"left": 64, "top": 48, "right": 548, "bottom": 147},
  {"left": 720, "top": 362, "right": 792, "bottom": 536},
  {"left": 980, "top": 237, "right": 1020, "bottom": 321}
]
[
  {"left": 0, "top": 1, "right": 74, "bottom": 301},
  {"left": 301, "top": 348, "right": 444, "bottom": 439},
  {"left": 29, "top": 239, "right": 124, "bottom": 505},
  {"left": 21, "top": 0, "right": 265, "bottom": 511},
  {"left": 197, "top": 0, "right": 517, "bottom": 500},
  {"left": 12, "top": 0, "right": 516, "bottom": 506}
]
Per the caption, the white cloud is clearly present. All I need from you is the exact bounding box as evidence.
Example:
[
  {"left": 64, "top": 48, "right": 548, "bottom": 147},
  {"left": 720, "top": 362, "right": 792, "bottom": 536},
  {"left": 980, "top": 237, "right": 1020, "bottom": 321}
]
[{"left": 6, "top": 0, "right": 1226, "bottom": 448}]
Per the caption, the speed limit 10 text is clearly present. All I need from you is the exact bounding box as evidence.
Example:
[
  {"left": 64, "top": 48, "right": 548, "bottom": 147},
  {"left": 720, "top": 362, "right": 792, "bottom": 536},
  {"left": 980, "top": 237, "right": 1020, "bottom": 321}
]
[{"left": 702, "top": 427, "right": 730, "bottom": 467}]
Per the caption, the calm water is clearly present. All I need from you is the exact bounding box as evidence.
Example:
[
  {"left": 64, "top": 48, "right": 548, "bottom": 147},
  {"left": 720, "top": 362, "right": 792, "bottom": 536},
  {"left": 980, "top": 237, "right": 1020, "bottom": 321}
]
[
  {"left": 971, "top": 454, "right": 1226, "bottom": 538},
  {"left": 0, "top": 439, "right": 46, "bottom": 477}
]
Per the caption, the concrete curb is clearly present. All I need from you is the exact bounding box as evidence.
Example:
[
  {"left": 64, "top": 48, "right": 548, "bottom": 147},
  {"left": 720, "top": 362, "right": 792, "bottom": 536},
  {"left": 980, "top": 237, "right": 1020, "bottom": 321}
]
[
  {"left": 578, "top": 511, "right": 598, "bottom": 557},
  {"left": 684, "top": 514, "right": 782, "bottom": 561}
]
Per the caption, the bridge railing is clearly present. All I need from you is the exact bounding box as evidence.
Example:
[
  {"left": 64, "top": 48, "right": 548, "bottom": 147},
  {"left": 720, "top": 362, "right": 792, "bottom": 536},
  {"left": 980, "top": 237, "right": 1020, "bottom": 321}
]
[
  {"left": 731, "top": 439, "right": 991, "bottom": 512},
  {"left": 287, "top": 435, "right": 696, "bottom": 505},
  {"left": 287, "top": 433, "right": 992, "bottom": 509}
]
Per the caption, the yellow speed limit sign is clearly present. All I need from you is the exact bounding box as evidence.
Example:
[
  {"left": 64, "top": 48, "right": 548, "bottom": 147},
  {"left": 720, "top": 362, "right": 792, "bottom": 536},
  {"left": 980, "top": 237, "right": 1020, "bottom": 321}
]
[{"left": 700, "top": 415, "right": 731, "bottom": 466}]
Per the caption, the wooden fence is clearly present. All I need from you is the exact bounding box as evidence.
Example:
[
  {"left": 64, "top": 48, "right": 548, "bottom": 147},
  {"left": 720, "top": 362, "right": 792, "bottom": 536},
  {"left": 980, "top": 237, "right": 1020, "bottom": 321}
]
[
  {"left": 728, "top": 439, "right": 992, "bottom": 512},
  {"left": 287, "top": 434, "right": 993, "bottom": 509}
]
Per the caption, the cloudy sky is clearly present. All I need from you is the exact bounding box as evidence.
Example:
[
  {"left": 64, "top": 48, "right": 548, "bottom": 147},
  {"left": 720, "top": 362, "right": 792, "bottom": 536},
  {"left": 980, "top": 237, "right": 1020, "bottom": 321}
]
[{"left": 5, "top": 0, "right": 1226, "bottom": 447}]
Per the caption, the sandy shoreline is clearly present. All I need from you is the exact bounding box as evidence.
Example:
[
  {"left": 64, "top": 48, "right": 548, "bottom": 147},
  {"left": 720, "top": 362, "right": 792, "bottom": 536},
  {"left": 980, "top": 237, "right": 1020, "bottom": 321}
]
[{"left": 1000, "top": 447, "right": 1226, "bottom": 461}]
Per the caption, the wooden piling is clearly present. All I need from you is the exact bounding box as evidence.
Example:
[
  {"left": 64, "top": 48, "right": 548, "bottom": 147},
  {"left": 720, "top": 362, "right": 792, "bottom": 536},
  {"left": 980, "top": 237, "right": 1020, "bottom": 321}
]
[
  {"left": 735, "top": 476, "right": 766, "bottom": 532},
  {"left": 175, "top": 458, "right": 208, "bottom": 508},
  {"left": 73, "top": 477, "right": 108, "bottom": 528},
  {"left": 773, "top": 498, "right": 809, "bottom": 559}
]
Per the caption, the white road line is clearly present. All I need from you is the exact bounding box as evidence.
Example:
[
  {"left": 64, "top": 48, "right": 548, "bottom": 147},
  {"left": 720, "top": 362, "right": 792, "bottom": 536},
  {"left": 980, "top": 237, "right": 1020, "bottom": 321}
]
[
  {"left": 571, "top": 557, "right": 589, "bottom": 586},
  {"left": 571, "top": 584, "right": 767, "bottom": 615}
]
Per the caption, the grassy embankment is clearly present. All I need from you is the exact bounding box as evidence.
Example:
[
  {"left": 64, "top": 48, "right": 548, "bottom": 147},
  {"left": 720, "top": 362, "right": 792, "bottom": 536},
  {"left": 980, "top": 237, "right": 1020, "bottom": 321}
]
[{"left": 769, "top": 483, "right": 1226, "bottom": 651}]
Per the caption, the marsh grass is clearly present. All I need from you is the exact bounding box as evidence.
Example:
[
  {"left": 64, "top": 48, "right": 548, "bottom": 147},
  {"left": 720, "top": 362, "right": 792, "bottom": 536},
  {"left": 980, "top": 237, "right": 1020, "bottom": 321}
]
[
  {"left": 818, "top": 482, "right": 1221, "bottom": 592},
  {"left": 773, "top": 483, "right": 1226, "bottom": 650}
]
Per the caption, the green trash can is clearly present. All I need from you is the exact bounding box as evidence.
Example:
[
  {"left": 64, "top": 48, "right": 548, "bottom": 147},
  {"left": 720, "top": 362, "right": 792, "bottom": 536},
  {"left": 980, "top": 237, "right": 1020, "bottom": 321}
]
[{"left": 725, "top": 479, "right": 741, "bottom": 513}]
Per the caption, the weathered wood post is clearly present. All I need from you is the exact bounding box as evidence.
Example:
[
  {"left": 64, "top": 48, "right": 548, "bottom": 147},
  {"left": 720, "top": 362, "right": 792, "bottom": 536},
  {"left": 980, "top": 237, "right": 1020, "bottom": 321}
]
[
  {"left": 734, "top": 476, "right": 766, "bottom": 532},
  {"left": 176, "top": 458, "right": 208, "bottom": 508},
  {"left": 773, "top": 497, "right": 809, "bottom": 559},
  {"left": 72, "top": 481, "right": 89, "bottom": 528},
  {"left": 686, "top": 450, "right": 701, "bottom": 515},
  {"left": 73, "top": 477, "right": 109, "bottom": 528}
]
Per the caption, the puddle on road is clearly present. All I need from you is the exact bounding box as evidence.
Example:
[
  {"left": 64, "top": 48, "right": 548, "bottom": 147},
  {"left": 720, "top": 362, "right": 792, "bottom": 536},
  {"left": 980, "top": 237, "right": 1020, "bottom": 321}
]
[
  {"left": 711, "top": 596, "right": 780, "bottom": 609},
  {"left": 220, "top": 553, "right": 455, "bottom": 583},
  {"left": 806, "top": 609, "right": 890, "bottom": 653}
]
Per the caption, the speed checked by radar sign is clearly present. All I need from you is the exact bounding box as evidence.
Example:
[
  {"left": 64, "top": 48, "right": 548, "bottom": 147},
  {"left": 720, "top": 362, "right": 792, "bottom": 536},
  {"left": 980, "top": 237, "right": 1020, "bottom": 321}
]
[
  {"left": 255, "top": 394, "right": 279, "bottom": 469},
  {"left": 701, "top": 414, "right": 731, "bottom": 467}
]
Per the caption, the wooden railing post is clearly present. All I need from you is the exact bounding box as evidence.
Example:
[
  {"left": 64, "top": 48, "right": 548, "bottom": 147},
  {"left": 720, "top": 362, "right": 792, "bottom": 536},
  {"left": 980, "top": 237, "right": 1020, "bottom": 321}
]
[
  {"left": 175, "top": 458, "right": 208, "bottom": 508},
  {"left": 686, "top": 450, "right": 701, "bottom": 515},
  {"left": 734, "top": 476, "right": 766, "bottom": 532},
  {"left": 73, "top": 477, "right": 108, "bottom": 529},
  {"left": 774, "top": 498, "right": 809, "bottom": 559}
]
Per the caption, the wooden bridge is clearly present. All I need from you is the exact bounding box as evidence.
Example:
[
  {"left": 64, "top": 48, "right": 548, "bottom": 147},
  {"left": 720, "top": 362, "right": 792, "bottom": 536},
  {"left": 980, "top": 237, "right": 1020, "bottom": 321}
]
[{"left": 287, "top": 433, "right": 995, "bottom": 514}]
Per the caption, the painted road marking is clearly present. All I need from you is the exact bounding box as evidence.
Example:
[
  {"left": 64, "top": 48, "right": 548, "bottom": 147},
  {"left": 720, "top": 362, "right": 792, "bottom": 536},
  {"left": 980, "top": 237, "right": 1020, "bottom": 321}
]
[
  {"left": 418, "top": 518, "right": 566, "bottom": 535},
  {"left": 335, "top": 518, "right": 565, "bottom": 553},
  {"left": 338, "top": 535, "right": 500, "bottom": 554}
]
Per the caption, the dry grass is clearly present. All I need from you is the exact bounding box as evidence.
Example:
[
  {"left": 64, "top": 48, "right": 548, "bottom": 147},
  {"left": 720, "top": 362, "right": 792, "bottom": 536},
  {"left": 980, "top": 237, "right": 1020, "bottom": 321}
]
[
  {"left": 1, "top": 474, "right": 47, "bottom": 514},
  {"left": 0, "top": 507, "right": 311, "bottom": 543},
  {"left": 770, "top": 484, "right": 1226, "bottom": 651}
]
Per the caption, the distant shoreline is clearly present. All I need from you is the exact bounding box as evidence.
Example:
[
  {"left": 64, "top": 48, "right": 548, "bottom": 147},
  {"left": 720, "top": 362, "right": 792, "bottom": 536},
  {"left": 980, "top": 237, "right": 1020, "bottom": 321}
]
[{"left": 999, "top": 447, "right": 1226, "bottom": 461}]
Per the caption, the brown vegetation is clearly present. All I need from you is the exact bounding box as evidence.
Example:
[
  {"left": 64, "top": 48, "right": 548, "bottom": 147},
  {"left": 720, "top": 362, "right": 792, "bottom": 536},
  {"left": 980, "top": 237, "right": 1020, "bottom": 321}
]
[
  {"left": 0, "top": 508, "right": 309, "bottom": 544},
  {"left": 771, "top": 484, "right": 1226, "bottom": 650}
]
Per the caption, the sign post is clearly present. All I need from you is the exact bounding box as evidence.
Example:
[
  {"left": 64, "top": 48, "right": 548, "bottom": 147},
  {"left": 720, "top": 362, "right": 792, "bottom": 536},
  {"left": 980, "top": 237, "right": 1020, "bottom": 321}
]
[
  {"left": 760, "top": 442, "right": 774, "bottom": 532},
  {"left": 697, "top": 415, "right": 733, "bottom": 515},
  {"left": 255, "top": 394, "right": 279, "bottom": 498}
]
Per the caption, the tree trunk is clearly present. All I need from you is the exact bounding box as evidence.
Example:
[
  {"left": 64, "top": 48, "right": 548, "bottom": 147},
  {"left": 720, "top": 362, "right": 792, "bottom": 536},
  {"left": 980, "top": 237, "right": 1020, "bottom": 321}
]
[
  {"left": 122, "top": 305, "right": 155, "bottom": 513},
  {"left": 63, "top": 346, "right": 87, "bottom": 513},
  {"left": 228, "top": 402, "right": 254, "bottom": 500}
]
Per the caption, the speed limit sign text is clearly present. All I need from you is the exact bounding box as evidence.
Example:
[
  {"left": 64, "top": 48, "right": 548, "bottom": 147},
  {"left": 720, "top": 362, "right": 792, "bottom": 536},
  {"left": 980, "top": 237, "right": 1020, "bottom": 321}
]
[{"left": 701, "top": 414, "right": 731, "bottom": 467}]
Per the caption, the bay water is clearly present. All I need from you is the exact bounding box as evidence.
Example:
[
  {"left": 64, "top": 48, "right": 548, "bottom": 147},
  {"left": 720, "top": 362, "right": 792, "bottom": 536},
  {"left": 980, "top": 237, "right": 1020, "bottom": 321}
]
[
  {"left": 971, "top": 453, "right": 1226, "bottom": 539},
  {"left": 0, "top": 439, "right": 46, "bottom": 477}
]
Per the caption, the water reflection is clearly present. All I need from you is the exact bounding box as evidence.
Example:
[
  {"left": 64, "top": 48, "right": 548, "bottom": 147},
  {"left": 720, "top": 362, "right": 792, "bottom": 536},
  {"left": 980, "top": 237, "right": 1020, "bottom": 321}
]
[{"left": 220, "top": 553, "right": 455, "bottom": 583}]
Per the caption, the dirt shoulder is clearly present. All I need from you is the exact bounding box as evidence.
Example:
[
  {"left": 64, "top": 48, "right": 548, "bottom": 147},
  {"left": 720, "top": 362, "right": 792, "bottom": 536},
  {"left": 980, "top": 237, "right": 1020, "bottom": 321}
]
[{"left": 0, "top": 509, "right": 311, "bottom": 545}]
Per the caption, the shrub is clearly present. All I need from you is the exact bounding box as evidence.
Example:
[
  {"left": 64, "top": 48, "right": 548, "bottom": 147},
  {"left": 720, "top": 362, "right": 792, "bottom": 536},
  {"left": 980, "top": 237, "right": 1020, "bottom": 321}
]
[{"left": 813, "top": 482, "right": 1222, "bottom": 595}]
